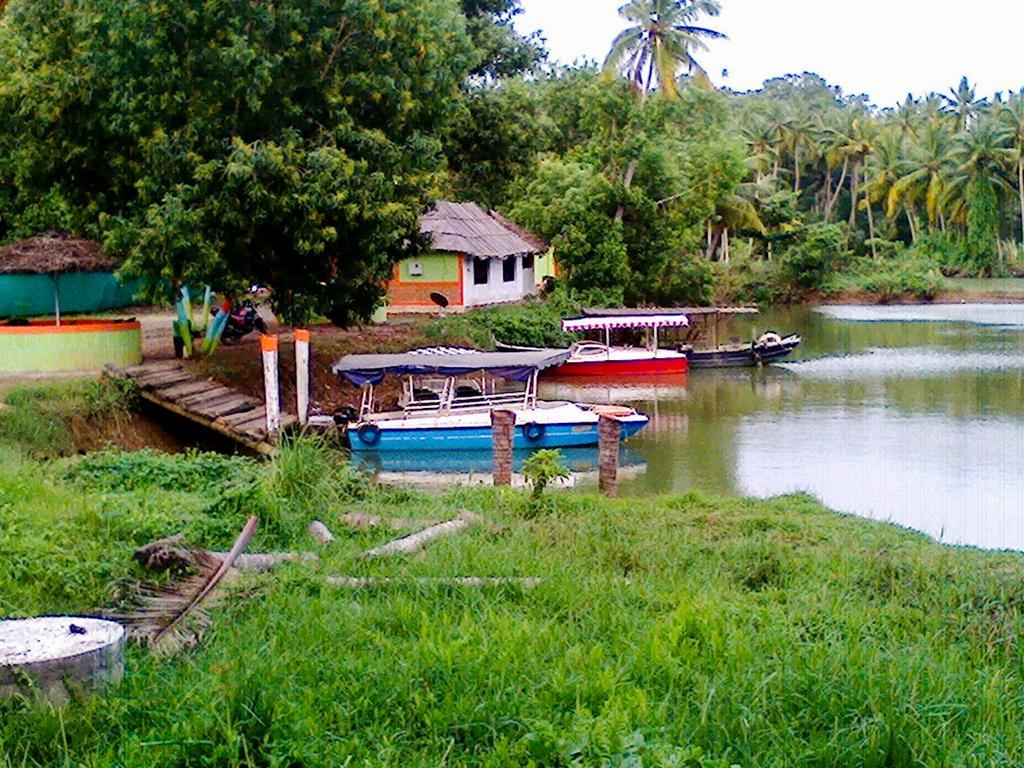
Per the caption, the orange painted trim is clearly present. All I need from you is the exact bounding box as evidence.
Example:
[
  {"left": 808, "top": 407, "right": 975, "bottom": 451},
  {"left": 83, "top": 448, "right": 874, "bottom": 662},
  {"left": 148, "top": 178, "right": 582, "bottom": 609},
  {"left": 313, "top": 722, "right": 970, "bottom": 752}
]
[
  {"left": 294, "top": 329, "right": 311, "bottom": 343},
  {"left": 0, "top": 320, "right": 141, "bottom": 335},
  {"left": 390, "top": 280, "right": 462, "bottom": 289},
  {"left": 260, "top": 334, "right": 279, "bottom": 352}
]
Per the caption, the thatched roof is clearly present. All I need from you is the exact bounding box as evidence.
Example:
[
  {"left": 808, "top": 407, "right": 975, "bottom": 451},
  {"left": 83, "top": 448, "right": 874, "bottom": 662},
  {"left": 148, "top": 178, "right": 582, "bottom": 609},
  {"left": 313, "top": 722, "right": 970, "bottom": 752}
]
[
  {"left": 420, "top": 201, "right": 547, "bottom": 260},
  {"left": 0, "top": 234, "right": 116, "bottom": 275}
]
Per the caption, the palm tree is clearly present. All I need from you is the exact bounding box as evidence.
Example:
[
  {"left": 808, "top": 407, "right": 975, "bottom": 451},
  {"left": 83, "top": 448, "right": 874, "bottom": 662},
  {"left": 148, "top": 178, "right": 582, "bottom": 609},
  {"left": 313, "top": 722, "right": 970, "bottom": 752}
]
[
  {"left": 888, "top": 120, "right": 955, "bottom": 233},
  {"left": 862, "top": 131, "right": 907, "bottom": 252},
  {"left": 997, "top": 90, "right": 1024, "bottom": 242},
  {"left": 788, "top": 109, "right": 820, "bottom": 194},
  {"left": 706, "top": 179, "right": 768, "bottom": 262},
  {"left": 602, "top": 0, "right": 726, "bottom": 99},
  {"left": 942, "top": 121, "right": 1013, "bottom": 271},
  {"left": 825, "top": 113, "right": 878, "bottom": 229},
  {"left": 941, "top": 76, "right": 987, "bottom": 132}
]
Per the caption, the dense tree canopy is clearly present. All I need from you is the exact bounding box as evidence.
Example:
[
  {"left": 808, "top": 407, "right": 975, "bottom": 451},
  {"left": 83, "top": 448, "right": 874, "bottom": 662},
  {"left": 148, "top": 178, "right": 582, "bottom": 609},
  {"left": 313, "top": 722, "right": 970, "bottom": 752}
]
[
  {"left": 4, "top": 0, "right": 1024, "bottom": 320},
  {"left": 0, "top": 0, "right": 475, "bottom": 323}
]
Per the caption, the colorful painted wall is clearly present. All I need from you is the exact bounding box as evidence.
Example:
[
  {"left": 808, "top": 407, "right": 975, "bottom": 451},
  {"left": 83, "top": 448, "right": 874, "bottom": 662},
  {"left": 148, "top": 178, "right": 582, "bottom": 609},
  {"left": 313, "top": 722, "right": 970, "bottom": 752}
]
[
  {"left": 0, "top": 273, "right": 142, "bottom": 318},
  {"left": 388, "top": 252, "right": 463, "bottom": 310},
  {"left": 0, "top": 320, "right": 142, "bottom": 373}
]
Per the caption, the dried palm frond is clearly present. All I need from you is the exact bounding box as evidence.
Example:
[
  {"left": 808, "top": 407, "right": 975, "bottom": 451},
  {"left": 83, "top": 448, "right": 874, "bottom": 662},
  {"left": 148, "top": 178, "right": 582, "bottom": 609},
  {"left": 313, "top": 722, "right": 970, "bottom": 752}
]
[{"left": 119, "top": 516, "right": 259, "bottom": 654}]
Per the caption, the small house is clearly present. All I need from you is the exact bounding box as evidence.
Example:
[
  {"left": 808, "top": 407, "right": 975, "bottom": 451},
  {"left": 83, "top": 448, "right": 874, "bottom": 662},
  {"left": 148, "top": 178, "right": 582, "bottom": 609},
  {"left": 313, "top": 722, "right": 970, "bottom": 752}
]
[{"left": 386, "top": 201, "right": 552, "bottom": 314}]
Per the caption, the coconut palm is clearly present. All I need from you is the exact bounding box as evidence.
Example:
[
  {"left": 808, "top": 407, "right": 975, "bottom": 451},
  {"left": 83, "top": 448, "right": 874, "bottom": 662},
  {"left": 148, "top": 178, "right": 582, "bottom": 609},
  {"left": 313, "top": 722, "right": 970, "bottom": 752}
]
[
  {"left": 997, "top": 90, "right": 1024, "bottom": 242},
  {"left": 602, "top": 0, "right": 726, "bottom": 98},
  {"left": 887, "top": 120, "right": 955, "bottom": 233},
  {"left": 862, "top": 131, "right": 907, "bottom": 251},
  {"left": 942, "top": 120, "right": 1013, "bottom": 223},
  {"left": 942, "top": 76, "right": 987, "bottom": 132},
  {"left": 706, "top": 179, "right": 769, "bottom": 262},
  {"left": 824, "top": 112, "right": 878, "bottom": 228}
]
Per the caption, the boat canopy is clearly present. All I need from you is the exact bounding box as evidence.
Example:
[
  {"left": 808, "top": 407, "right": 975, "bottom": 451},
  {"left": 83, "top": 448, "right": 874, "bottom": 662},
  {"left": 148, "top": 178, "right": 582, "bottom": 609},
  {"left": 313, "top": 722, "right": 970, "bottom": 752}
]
[
  {"left": 332, "top": 348, "right": 571, "bottom": 387},
  {"left": 580, "top": 306, "right": 758, "bottom": 318},
  {"left": 562, "top": 314, "right": 690, "bottom": 332}
]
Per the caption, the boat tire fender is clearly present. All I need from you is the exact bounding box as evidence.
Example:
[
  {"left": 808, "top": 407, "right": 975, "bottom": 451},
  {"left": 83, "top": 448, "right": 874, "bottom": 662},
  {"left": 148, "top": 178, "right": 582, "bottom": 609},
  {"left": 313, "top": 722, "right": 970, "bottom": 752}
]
[
  {"left": 522, "top": 422, "right": 546, "bottom": 443},
  {"left": 755, "top": 331, "right": 783, "bottom": 348},
  {"left": 357, "top": 423, "right": 382, "bottom": 446}
]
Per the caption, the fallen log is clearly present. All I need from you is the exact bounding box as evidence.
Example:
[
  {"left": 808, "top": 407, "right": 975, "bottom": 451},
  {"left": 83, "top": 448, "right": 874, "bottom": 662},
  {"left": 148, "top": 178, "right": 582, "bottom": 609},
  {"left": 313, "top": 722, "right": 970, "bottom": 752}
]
[
  {"left": 360, "top": 511, "right": 480, "bottom": 559},
  {"left": 134, "top": 535, "right": 316, "bottom": 573},
  {"left": 327, "top": 576, "right": 541, "bottom": 589}
]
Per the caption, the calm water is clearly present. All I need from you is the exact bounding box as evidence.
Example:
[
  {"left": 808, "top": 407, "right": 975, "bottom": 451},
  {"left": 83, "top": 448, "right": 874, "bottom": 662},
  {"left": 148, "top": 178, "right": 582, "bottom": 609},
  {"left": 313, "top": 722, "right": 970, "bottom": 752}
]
[{"left": 543, "top": 304, "right": 1024, "bottom": 552}]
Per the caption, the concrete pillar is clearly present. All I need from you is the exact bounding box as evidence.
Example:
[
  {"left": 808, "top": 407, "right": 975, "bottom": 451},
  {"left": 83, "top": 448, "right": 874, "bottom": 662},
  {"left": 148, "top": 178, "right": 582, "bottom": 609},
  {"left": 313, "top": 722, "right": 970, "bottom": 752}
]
[
  {"left": 294, "top": 329, "right": 310, "bottom": 425},
  {"left": 598, "top": 415, "right": 621, "bottom": 497},
  {"left": 491, "top": 409, "right": 515, "bottom": 486},
  {"left": 261, "top": 334, "right": 280, "bottom": 436}
]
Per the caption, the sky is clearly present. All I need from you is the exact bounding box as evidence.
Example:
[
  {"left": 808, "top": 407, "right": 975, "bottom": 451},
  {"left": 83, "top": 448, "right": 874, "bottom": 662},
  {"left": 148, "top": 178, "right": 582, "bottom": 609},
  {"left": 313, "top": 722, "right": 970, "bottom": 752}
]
[{"left": 515, "top": 0, "right": 1023, "bottom": 108}]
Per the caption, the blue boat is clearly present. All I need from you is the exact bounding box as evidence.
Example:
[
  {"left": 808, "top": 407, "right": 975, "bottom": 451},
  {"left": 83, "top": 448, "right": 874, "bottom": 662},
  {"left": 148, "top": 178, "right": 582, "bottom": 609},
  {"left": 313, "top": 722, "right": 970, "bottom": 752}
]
[{"left": 332, "top": 348, "right": 650, "bottom": 453}]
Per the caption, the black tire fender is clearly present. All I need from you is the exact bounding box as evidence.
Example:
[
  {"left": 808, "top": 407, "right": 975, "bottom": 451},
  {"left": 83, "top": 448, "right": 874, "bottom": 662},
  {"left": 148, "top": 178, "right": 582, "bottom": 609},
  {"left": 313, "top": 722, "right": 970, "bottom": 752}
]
[
  {"left": 522, "top": 422, "right": 545, "bottom": 443},
  {"left": 356, "top": 423, "right": 382, "bottom": 446}
]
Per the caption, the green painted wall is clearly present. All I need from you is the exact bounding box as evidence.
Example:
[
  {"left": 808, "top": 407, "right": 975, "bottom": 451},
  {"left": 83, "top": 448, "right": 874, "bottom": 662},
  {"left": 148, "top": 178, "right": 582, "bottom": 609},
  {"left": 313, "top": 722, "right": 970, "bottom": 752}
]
[
  {"left": 0, "top": 327, "right": 142, "bottom": 373},
  {"left": 0, "top": 273, "right": 143, "bottom": 318},
  {"left": 535, "top": 248, "right": 557, "bottom": 282},
  {"left": 398, "top": 252, "right": 459, "bottom": 283}
]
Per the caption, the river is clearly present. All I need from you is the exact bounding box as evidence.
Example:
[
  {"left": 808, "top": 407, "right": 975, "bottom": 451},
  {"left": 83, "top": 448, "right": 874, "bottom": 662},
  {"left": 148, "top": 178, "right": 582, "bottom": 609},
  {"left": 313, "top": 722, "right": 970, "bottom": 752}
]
[
  {"left": 545, "top": 304, "right": 1024, "bottom": 552},
  {"left": 352, "top": 303, "right": 1024, "bottom": 551}
]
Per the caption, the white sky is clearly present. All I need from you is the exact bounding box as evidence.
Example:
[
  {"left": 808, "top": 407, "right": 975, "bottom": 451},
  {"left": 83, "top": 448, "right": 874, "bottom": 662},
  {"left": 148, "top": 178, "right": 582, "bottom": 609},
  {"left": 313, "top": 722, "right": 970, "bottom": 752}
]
[{"left": 515, "top": 0, "right": 1024, "bottom": 108}]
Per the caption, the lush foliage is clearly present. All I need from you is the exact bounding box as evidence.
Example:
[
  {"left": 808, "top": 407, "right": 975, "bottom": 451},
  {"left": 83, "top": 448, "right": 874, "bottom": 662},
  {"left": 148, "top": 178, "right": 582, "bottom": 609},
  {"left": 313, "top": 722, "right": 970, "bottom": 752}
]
[{"left": 0, "top": 0, "right": 478, "bottom": 324}]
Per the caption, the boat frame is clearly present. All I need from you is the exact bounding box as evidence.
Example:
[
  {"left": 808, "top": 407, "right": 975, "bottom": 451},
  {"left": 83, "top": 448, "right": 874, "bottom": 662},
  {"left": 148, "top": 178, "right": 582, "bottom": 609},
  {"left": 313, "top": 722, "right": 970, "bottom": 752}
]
[{"left": 557, "top": 313, "right": 691, "bottom": 377}]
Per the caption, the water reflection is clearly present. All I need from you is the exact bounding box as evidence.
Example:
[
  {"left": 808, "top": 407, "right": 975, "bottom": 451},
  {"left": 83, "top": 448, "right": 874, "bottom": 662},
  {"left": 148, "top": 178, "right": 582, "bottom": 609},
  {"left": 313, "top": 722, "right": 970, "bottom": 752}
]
[{"left": 553, "top": 304, "right": 1024, "bottom": 551}]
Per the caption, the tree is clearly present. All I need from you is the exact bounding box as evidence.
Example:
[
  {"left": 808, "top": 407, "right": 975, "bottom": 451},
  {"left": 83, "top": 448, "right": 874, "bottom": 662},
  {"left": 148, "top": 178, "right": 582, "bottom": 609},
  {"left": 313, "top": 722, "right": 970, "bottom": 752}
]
[
  {"left": 0, "top": 0, "right": 476, "bottom": 324},
  {"left": 460, "top": 0, "right": 545, "bottom": 80},
  {"left": 997, "top": 91, "right": 1024, "bottom": 243},
  {"left": 602, "top": 0, "right": 726, "bottom": 99},
  {"left": 888, "top": 120, "right": 954, "bottom": 233},
  {"left": 943, "top": 121, "right": 1013, "bottom": 273},
  {"left": 942, "top": 76, "right": 987, "bottom": 132}
]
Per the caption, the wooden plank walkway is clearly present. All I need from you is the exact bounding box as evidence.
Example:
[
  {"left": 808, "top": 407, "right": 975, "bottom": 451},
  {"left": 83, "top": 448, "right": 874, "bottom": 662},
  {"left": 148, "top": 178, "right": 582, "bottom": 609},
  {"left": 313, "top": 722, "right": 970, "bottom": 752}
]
[{"left": 110, "top": 361, "right": 297, "bottom": 455}]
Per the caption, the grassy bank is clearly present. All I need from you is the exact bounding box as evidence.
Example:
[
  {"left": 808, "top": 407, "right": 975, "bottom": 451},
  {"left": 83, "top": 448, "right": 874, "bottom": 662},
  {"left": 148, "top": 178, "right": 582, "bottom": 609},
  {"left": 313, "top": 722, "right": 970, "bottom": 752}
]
[{"left": 2, "top": 386, "right": 1024, "bottom": 766}]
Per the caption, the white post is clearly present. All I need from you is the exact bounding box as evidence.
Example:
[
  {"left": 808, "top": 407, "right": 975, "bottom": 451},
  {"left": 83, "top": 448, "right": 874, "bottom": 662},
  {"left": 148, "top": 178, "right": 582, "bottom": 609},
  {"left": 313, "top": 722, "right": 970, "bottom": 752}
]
[
  {"left": 294, "top": 329, "right": 310, "bottom": 425},
  {"left": 261, "top": 335, "right": 280, "bottom": 436}
]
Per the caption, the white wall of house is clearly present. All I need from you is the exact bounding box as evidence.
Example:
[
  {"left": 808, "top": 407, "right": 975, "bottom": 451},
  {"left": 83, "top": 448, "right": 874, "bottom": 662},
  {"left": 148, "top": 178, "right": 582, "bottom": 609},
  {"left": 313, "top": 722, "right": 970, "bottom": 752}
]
[{"left": 462, "top": 255, "right": 535, "bottom": 307}]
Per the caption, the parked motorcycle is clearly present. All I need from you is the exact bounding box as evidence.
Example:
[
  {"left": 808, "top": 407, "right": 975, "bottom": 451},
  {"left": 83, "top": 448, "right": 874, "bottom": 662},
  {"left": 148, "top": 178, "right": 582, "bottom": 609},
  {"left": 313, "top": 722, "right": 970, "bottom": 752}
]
[{"left": 212, "top": 300, "right": 269, "bottom": 344}]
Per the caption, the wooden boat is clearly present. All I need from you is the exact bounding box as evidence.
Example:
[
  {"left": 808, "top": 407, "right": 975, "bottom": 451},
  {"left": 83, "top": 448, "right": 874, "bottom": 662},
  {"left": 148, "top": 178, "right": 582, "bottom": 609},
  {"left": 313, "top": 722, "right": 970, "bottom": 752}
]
[
  {"left": 578, "top": 307, "right": 801, "bottom": 369},
  {"left": 685, "top": 331, "right": 802, "bottom": 368},
  {"left": 553, "top": 313, "right": 691, "bottom": 377},
  {"left": 332, "top": 348, "right": 649, "bottom": 452}
]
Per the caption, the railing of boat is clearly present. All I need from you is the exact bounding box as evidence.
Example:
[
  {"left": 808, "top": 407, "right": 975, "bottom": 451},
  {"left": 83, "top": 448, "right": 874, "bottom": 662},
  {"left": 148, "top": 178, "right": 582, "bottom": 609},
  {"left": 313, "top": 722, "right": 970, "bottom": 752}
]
[{"left": 402, "top": 391, "right": 528, "bottom": 417}]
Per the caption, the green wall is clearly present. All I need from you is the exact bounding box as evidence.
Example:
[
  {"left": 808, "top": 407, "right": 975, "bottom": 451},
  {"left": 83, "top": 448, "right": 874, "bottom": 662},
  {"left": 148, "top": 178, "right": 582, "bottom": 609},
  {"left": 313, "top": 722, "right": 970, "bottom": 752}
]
[
  {"left": 0, "top": 326, "right": 142, "bottom": 373},
  {"left": 0, "top": 273, "right": 142, "bottom": 318},
  {"left": 398, "top": 252, "right": 459, "bottom": 283}
]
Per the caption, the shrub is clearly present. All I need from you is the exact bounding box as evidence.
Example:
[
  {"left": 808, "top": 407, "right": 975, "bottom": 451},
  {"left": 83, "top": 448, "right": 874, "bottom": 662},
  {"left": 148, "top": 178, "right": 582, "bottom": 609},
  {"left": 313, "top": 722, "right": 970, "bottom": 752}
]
[
  {"left": 522, "top": 449, "right": 570, "bottom": 517},
  {"left": 779, "top": 223, "right": 848, "bottom": 294}
]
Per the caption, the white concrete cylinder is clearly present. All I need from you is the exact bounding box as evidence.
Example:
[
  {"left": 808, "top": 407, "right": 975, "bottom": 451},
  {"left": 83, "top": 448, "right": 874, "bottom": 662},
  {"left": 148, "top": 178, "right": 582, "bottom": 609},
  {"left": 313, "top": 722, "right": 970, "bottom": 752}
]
[{"left": 0, "top": 617, "right": 125, "bottom": 705}]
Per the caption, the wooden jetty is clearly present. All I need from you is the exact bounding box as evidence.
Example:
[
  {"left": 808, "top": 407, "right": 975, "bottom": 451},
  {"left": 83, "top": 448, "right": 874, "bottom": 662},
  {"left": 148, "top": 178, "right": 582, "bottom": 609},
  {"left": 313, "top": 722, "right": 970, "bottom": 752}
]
[{"left": 110, "top": 361, "right": 297, "bottom": 455}]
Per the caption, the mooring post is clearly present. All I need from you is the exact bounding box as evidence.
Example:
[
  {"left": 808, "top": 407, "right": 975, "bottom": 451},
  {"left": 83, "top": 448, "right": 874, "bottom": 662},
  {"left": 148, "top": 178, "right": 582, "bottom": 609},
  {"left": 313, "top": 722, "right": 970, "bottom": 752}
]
[
  {"left": 295, "top": 329, "right": 310, "bottom": 425},
  {"left": 491, "top": 409, "right": 515, "bottom": 486},
  {"left": 261, "top": 334, "right": 280, "bottom": 436},
  {"left": 598, "top": 415, "right": 621, "bottom": 497}
]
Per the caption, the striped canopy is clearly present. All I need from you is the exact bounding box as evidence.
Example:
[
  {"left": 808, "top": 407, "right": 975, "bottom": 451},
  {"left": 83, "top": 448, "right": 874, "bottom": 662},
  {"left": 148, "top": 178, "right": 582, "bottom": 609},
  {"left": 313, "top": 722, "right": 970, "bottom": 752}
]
[{"left": 562, "top": 314, "right": 690, "bottom": 332}]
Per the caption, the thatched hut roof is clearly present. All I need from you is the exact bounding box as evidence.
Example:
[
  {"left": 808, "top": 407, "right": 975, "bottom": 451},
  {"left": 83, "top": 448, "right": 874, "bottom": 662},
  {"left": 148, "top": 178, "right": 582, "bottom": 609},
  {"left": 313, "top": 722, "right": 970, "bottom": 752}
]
[
  {"left": 420, "top": 201, "right": 547, "bottom": 260},
  {"left": 0, "top": 234, "right": 116, "bottom": 275}
]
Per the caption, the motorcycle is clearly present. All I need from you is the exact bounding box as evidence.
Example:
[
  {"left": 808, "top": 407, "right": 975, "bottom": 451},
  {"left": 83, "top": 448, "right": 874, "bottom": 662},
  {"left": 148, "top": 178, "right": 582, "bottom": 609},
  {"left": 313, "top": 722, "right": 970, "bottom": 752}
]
[{"left": 213, "top": 300, "right": 269, "bottom": 345}]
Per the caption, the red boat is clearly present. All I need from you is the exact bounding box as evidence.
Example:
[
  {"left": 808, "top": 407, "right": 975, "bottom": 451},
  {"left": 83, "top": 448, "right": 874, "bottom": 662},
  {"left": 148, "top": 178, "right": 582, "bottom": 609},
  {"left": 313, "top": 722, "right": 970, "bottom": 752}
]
[{"left": 554, "top": 313, "right": 690, "bottom": 377}]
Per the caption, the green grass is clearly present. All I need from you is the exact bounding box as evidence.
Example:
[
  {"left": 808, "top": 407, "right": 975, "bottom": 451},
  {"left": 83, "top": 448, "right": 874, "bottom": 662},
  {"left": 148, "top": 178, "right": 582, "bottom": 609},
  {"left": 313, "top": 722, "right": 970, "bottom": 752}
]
[{"left": 3, "top": 391, "right": 1024, "bottom": 766}]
